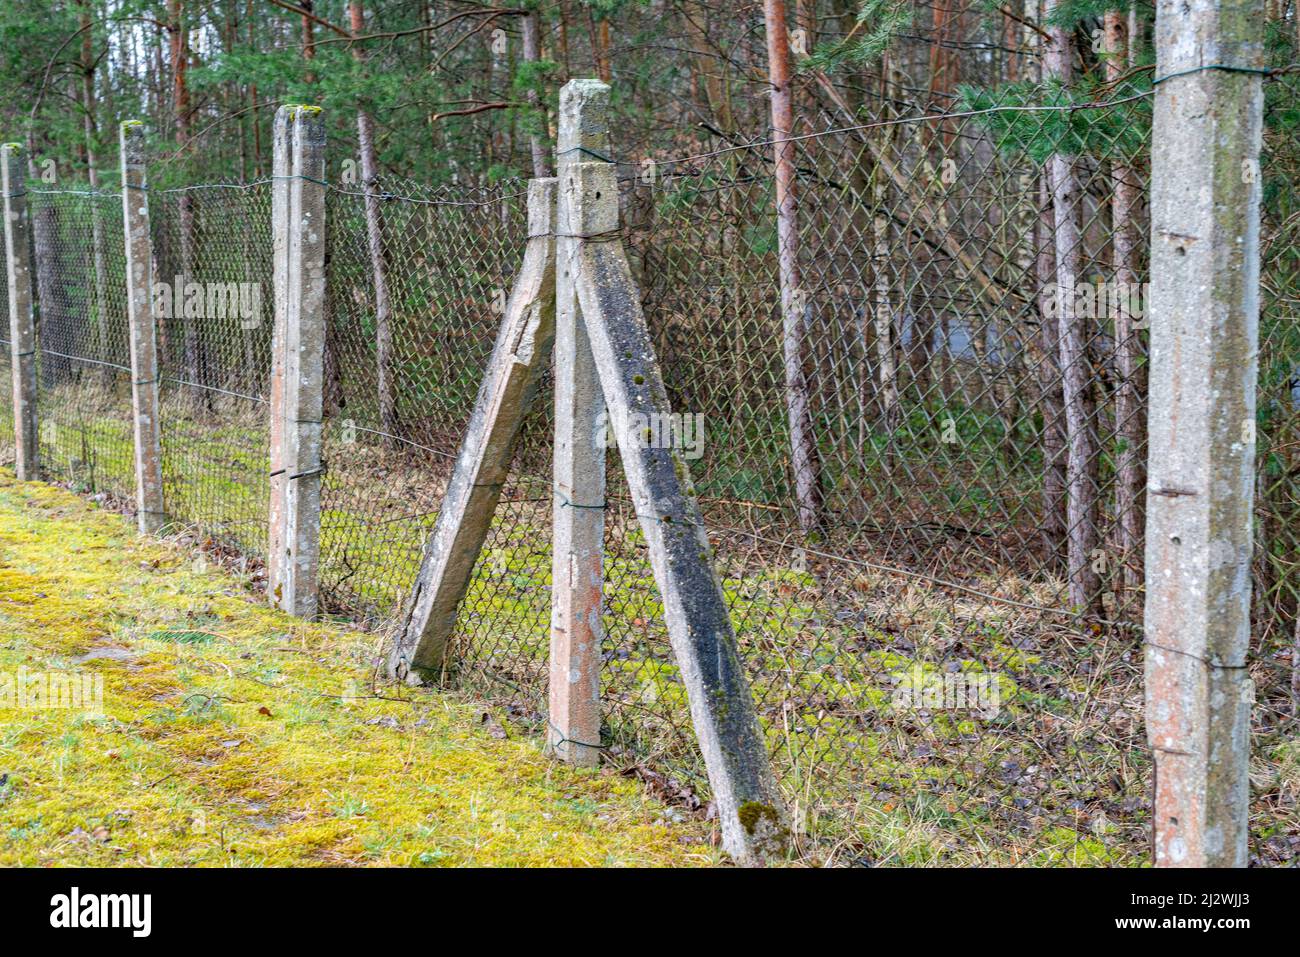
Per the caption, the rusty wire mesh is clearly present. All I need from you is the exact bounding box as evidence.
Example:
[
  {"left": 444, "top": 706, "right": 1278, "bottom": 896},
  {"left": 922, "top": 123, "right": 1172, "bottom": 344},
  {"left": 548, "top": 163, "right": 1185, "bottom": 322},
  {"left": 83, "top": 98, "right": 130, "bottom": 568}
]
[{"left": 5, "top": 72, "right": 1297, "bottom": 866}]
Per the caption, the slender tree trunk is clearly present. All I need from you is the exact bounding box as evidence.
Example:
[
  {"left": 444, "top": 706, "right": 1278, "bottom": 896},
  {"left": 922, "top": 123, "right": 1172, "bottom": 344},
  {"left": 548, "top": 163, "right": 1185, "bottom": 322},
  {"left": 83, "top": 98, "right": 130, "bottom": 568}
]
[
  {"left": 764, "top": 0, "right": 823, "bottom": 534},
  {"left": 1105, "top": 8, "right": 1144, "bottom": 605},
  {"left": 683, "top": 1, "right": 733, "bottom": 131},
  {"left": 80, "top": 3, "right": 112, "bottom": 389},
  {"left": 598, "top": 17, "right": 612, "bottom": 82},
  {"left": 1037, "top": 175, "right": 1068, "bottom": 569},
  {"left": 27, "top": 160, "right": 67, "bottom": 387},
  {"left": 1044, "top": 4, "right": 1101, "bottom": 613},
  {"left": 521, "top": 9, "right": 550, "bottom": 177},
  {"left": 835, "top": 0, "right": 882, "bottom": 460},
  {"left": 349, "top": 1, "right": 398, "bottom": 446},
  {"left": 872, "top": 59, "right": 898, "bottom": 451},
  {"left": 169, "top": 0, "right": 207, "bottom": 406},
  {"left": 558, "top": 0, "right": 571, "bottom": 79},
  {"left": 301, "top": 0, "right": 317, "bottom": 83},
  {"left": 872, "top": 114, "right": 899, "bottom": 456}
]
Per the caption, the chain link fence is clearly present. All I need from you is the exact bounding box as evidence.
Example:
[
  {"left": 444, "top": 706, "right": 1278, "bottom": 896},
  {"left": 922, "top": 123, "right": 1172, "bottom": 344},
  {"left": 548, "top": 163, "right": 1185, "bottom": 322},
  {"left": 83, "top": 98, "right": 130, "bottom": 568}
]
[
  {"left": 3, "top": 72, "right": 1297, "bottom": 865},
  {"left": 1254, "top": 68, "right": 1300, "bottom": 866},
  {"left": 27, "top": 187, "right": 134, "bottom": 505}
]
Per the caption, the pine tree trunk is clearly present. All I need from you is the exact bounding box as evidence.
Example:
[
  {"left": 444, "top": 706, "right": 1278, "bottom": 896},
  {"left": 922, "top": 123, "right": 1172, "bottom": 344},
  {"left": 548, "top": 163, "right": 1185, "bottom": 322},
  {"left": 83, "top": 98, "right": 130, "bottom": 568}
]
[
  {"left": 169, "top": 0, "right": 208, "bottom": 409},
  {"left": 764, "top": 0, "right": 823, "bottom": 534},
  {"left": 1036, "top": 175, "right": 1068, "bottom": 571},
  {"left": 521, "top": 10, "right": 550, "bottom": 178},
  {"left": 1104, "top": 8, "right": 1145, "bottom": 605},
  {"left": 1044, "top": 7, "right": 1102, "bottom": 614},
  {"left": 80, "top": 4, "right": 112, "bottom": 390},
  {"left": 349, "top": 1, "right": 398, "bottom": 447}
]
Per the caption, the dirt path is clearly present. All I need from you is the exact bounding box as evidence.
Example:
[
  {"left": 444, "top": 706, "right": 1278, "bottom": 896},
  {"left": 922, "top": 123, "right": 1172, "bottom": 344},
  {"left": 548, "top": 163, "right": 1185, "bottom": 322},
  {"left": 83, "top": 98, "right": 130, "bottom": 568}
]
[{"left": 0, "top": 473, "right": 713, "bottom": 866}]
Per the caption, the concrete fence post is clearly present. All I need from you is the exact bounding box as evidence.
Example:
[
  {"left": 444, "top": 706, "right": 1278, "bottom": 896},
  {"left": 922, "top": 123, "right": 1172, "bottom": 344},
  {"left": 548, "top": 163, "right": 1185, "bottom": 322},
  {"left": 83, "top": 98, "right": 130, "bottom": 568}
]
[
  {"left": 268, "top": 106, "right": 326, "bottom": 617},
  {"left": 548, "top": 80, "right": 609, "bottom": 765},
  {"left": 119, "top": 122, "right": 166, "bottom": 533},
  {"left": 1144, "top": 0, "right": 1265, "bottom": 867},
  {"left": 555, "top": 77, "right": 790, "bottom": 864},
  {"left": 268, "top": 107, "right": 292, "bottom": 605},
  {"left": 1, "top": 142, "right": 38, "bottom": 480}
]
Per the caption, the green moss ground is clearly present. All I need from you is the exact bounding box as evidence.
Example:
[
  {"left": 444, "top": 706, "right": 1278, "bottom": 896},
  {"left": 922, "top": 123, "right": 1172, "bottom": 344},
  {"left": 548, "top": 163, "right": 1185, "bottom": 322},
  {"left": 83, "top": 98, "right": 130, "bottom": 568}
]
[
  {"left": 23, "top": 395, "right": 1296, "bottom": 866},
  {"left": 0, "top": 471, "right": 716, "bottom": 866}
]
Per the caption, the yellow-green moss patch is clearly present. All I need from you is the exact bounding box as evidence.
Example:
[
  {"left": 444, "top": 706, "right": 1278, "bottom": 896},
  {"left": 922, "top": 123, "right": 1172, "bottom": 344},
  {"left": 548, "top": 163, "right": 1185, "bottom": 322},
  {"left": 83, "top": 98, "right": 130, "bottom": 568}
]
[{"left": 0, "top": 471, "right": 715, "bottom": 867}]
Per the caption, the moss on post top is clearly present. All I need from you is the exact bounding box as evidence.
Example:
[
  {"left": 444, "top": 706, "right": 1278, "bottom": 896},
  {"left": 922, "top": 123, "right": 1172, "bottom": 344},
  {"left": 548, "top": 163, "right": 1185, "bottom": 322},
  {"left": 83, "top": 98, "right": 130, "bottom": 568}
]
[{"left": 1, "top": 143, "right": 24, "bottom": 182}]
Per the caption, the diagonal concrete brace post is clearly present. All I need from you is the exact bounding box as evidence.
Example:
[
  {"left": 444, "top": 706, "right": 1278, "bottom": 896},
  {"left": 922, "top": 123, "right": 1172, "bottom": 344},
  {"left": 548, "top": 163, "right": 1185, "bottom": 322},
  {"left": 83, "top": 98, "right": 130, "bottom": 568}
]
[
  {"left": 562, "top": 155, "right": 790, "bottom": 861},
  {"left": 1, "top": 142, "right": 38, "bottom": 481},
  {"left": 388, "top": 178, "right": 558, "bottom": 681},
  {"left": 119, "top": 122, "right": 166, "bottom": 534},
  {"left": 1144, "top": 0, "right": 1264, "bottom": 867}
]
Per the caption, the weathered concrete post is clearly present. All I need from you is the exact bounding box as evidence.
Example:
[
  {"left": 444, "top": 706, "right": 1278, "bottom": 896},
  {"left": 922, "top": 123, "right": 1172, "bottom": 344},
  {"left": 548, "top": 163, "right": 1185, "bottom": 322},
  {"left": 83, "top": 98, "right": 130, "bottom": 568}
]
[
  {"left": 268, "top": 106, "right": 326, "bottom": 617},
  {"left": 564, "top": 157, "right": 789, "bottom": 862},
  {"left": 119, "top": 122, "right": 166, "bottom": 534},
  {"left": 548, "top": 80, "right": 609, "bottom": 765},
  {"left": 1, "top": 142, "right": 38, "bottom": 480},
  {"left": 267, "top": 107, "right": 293, "bottom": 604},
  {"left": 558, "top": 79, "right": 789, "bottom": 863},
  {"left": 1145, "top": 0, "right": 1264, "bottom": 867},
  {"left": 386, "top": 178, "right": 557, "bottom": 681}
]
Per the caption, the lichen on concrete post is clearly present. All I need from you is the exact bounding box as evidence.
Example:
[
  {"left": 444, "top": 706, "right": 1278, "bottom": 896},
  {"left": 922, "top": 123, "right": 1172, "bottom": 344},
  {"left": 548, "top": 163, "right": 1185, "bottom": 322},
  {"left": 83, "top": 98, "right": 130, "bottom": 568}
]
[
  {"left": 269, "top": 106, "right": 326, "bottom": 618},
  {"left": 1, "top": 142, "right": 39, "bottom": 481},
  {"left": 548, "top": 79, "right": 609, "bottom": 766},
  {"left": 267, "top": 106, "right": 293, "bottom": 605},
  {"left": 557, "top": 77, "right": 790, "bottom": 863},
  {"left": 119, "top": 122, "right": 166, "bottom": 534},
  {"left": 1145, "top": 0, "right": 1264, "bottom": 867}
]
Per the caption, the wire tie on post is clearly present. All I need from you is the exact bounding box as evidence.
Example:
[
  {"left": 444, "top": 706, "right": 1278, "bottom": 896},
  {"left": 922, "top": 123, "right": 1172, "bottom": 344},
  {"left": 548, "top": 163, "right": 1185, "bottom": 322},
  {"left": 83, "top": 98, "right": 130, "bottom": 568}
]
[
  {"left": 271, "top": 173, "right": 330, "bottom": 187},
  {"left": 555, "top": 489, "right": 606, "bottom": 510},
  {"left": 553, "top": 227, "right": 625, "bottom": 243},
  {"left": 557, "top": 146, "right": 614, "bottom": 163},
  {"left": 1150, "top": 63, "right": 1272, "bottom": 85},
  {"left": 546, "top": 719, "right": 607, "bottom": 753}
]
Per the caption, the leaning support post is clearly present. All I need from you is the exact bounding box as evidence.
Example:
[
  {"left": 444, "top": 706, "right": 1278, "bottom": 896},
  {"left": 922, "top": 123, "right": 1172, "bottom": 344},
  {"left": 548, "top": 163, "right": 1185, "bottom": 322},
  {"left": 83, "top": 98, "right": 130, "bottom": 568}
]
[
  {"left": 119, "top": 122, "right": 165, "bottom": 534},
  {"left": 547, "top": 80, "right": 609, "bottom": 765},
  {"left": 559, "top": 82, "right": 789, "bottom": 863},
  {"left": 387, "top": 178, "right": 557, "bottom": 681},
  {"left": 1, "top": 142, "right": 38, "bottom": 480},
  {"left": 268, "top": 106, "right": 326, "bottom": 617},
  {"left": 1145, "top": 0, "right": 1264, "bottom": 867}
]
